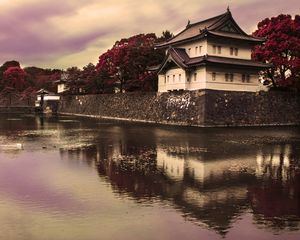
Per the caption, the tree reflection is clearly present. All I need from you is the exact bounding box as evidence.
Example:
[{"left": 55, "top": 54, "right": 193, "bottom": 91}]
[
  {"left": 248, "top": 144, "right": 300, "bottom": 231},
  {"left": 57, "top": 124, "right": 300, "bottom": 236}
]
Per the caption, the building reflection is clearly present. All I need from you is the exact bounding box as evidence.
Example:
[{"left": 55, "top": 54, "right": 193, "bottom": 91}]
[{"left": 58, "top": 127, "right": 300, "bottom": 236}]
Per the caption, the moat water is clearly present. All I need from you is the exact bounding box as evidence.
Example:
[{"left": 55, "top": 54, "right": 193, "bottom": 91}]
[{"left": 0, "top": 114, "right": 300, "bottom": 240}]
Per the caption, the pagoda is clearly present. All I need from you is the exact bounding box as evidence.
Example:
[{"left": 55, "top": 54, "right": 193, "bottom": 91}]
[{"left": 155, "top": 8, "right": 270, "bottom": 92}]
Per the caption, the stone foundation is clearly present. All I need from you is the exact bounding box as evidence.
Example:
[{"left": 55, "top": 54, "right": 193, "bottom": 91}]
[{"left": 58, "top": 90, "right": 300, "bottom": 127}]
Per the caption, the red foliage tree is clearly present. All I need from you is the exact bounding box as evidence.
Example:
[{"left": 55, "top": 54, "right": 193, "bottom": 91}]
[
  {"left": 96, "top": 33, "right": 164, "bottom": 92},
  {"left": 252, "top": 14, "right": 300, "bottom": 89},
  {"left": 2, "top": 66, "right": 28, "bottom": 92},
  {"left": 24, "top": 67, "right": 61, "bottom": 93},
  {"left": 0, "top": 60, "right": 21, "bottom": 90}
]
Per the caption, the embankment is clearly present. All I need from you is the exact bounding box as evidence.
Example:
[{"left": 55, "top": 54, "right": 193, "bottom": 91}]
[{"left": 58, "top": 90, "right": 300, "bottom": 127}]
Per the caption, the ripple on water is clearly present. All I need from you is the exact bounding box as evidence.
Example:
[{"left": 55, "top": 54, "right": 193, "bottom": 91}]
[
  {"left": 59, "top": 120, "right": 80, "bottom": 123},
  {"left": 6, "top": 118, "right": 22, "bottom": 121}
]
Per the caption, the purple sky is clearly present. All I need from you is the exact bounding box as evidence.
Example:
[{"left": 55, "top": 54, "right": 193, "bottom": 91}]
[{"left": 0, "top": 0, "right": 299, "bottom": 69}]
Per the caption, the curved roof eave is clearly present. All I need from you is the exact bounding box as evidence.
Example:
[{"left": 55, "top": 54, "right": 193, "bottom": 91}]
[{"left": 157, "top": 52, "right": 187, "bottom": 74}]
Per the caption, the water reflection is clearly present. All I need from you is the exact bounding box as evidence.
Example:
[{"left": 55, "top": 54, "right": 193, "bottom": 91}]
[
  {"left": 1, "top": 115, "right": 300, "bottom": 238},
  {"left": 249, "top": 144, "right": 300, "bottom": 232},
  {"left": 56, "top": 124, "right": 300, "bottom": 236}
]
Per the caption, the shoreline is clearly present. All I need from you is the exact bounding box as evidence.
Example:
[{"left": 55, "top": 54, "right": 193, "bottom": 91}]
[{"left": 59, "top": 112, "right": 300, "bottom": 128}]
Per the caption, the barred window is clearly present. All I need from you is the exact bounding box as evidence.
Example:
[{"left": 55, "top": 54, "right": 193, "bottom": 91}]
[
  {"left": 212, "top": 72, "right": 216, "bottom": 81},
  {"left": 225, "top": 73, "right": 229, "bottom": 82},
  {"left": 213, "top": 45, "right": 216, "bottom": 54},
  {"left": 242, "top": 74, "right": 246, "bottom": 82},
  {"left": 234, "top": 48, "right": 238, "bottom": 56},
  {"left": 246, "top": 74, "right": 250, "bottom": 82}
]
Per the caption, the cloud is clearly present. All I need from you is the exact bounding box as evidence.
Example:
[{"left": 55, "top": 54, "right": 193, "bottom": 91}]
[{"left": 0, "top": 0, "right": 299, "bottom": 69}]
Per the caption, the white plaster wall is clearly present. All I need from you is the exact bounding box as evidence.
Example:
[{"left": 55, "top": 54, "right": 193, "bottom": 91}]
[
  {"left": 37, "top": 95, "right": 60, "bottom": 101},
  {"left": 207, "top": 41, "right": 252, "bottom": 60},
  {"left": 186, "top": 67, "right": 207, "bottom": 90},
  {"left": 57, "top": 83, "right": 66, "bottom": 93},
  {"left": 160, "top": 68, "right": 187, "bottom": 92},
  {"left": 206, "top": 71, "right": 260, "bottom": 92},
  {"left": 179, "top": 39, "right": 208, "bottom": 58},
  {"left": 159, "top": 67, "right": 260, "bottom": 92},
  {"left": 158, "top": 74, "right": 167, "bottom": 92}
]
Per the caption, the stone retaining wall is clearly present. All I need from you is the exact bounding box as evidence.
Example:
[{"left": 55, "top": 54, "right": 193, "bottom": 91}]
[
  {"left": 204, "top": 90, "right": 300, "bottom": 126},
  {"left": 59, "top": 91, "right": 206, "bottom": 126},
  {"left": 59, "top": 90, "right": 300, "bottom": 127}
]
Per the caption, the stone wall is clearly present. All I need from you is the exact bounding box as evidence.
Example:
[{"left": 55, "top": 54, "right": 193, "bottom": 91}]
[
  {"left": 59, "top": 90, "right": 300, "bottom": 127},
  {"left": 204, "top": 90, "right": 300, "bottom": 126},
  {"left": 59, "top": 91, "right": 206, "bottom": 126}
]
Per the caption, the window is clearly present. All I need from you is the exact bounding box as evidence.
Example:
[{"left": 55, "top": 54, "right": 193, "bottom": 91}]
[
  {"left": 194, "top": 72, "right": 197, "bottom": 81},
  {"left": 164, "top": 76, "right": 166, "bottom": 84},
  {"left": 242, "top": 74, "right": 250, "bottom": 82},
  {"left": 213, "top": 45, "right": 222, "bottom": 54},
  {"left": 195, "top": 46, "right": 198, "bottom": 55},
  {"left": 213, "top": 45, "right": 216, "bottom": 54},
  {"left": 199, "top": 46, "right": 202, "bottom": 54},
  {"left": 167, "top": 75, "right": 169, "bottom": 83},
  {"left": 173, "top": 75, "right": 175, "bottom": 82},
  {"left": 234, "top": 48, "right": 238, "bottom": 56},
  {"left": 179, "top": 74, "right": 181, "bottom": 82},
  {"left": 230, "top": 47, "right": 234, "bottom": 55},
  {"left": 246, "top": 74, "right": 250, "bottom": 82},
  {"left": 188, "top": 48, "right": 191, "bottom": 55},
  {"left": 242, "top": 74, "right": 246, "bottom": 82},
  {"left": 225, "top": 73, "right": 229, "bottom": 82},
  {"left": 212, "top": 72, "right": 216, "bottom": 81},
  {"left": 225, "top": 73, "right": 233, "bottom": 82}
]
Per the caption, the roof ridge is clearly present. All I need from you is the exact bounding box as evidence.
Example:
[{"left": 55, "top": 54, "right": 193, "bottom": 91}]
[
  {"left": 206, "top": 11, "right": 230, "bottom": 29},
  {"left": 164, "top": 11, "right": 228, "bottom": 44},
  {"left": 187, "top": 11, "right": 228, "bottom": 28}
]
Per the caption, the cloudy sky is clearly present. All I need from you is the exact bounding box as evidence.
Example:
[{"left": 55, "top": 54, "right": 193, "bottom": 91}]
[{"left": 0, "top": 0, "right": 299, "bottom": 69}]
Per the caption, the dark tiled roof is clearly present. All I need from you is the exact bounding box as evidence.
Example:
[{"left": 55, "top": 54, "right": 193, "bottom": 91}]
[
  {"left": 156, "top": 10, "right": 263, "bottom": 48},
  {"left": 163, "top": 12, "right": 228, "bottom": 45},
  {"left": 189, "top": 55, "right": 271, "bottom": 68},
  {"left": 208, "top": 31, "right": 264, "bottom": 42},
  {"left": 158, "top": 48, "right": 271, "bottom": 73},
  {"left": 170, "top": 48, "right": 190, "bottom": 65}
]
